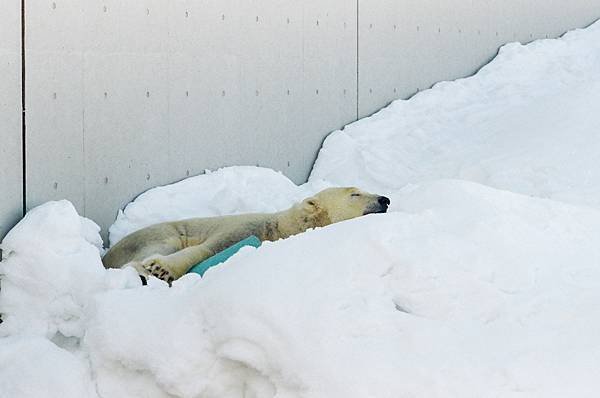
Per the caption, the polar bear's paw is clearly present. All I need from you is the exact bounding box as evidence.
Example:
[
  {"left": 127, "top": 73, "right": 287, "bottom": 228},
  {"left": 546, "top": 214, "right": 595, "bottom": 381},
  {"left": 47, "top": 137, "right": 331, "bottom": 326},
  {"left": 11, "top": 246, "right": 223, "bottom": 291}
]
[{"left": 142, "top": 257, "right": 176, "bottom": 285}]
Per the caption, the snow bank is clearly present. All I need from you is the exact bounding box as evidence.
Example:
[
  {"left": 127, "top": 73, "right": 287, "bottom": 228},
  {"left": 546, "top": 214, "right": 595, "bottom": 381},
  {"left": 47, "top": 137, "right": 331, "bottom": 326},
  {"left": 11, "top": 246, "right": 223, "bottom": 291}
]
[
  {"left": 95, "top": 180, "right": 600, "bottom": 397},
  {"left": 4, "top": 181, "right": 600, "bottom": 397},
  {"left": 311, "top": 21, "right": 600, "bottom": 208},
  {"left": 3, "top": 20, "right": 600, "bottom": 398},
  {"left": 0, "top": 201, "right": 140, "bottom": 398}
]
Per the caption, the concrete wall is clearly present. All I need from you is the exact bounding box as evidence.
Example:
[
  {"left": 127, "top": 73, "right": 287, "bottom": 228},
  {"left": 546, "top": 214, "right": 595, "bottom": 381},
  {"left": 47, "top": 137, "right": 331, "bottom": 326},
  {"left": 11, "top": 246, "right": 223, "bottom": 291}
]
[
  {"left": 1, "top": 1, "right": 599, "bottom": 242},
  {"left": 0, "top": 0, "right": 23, "bottom": 240}
]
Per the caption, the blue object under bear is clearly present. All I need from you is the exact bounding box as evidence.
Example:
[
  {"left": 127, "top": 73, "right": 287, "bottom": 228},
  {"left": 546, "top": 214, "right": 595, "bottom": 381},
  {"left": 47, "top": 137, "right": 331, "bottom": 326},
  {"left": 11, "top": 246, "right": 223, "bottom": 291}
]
[{"left": 187, "top": 235, "right": 262, "bottom": 277}]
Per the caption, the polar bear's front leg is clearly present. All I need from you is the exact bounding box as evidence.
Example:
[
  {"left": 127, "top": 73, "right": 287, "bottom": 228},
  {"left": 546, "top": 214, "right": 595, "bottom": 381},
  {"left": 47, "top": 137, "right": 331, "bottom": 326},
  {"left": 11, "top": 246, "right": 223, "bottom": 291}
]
[{"left": 141, "top": 244, "right": 215, "bottom": 284}]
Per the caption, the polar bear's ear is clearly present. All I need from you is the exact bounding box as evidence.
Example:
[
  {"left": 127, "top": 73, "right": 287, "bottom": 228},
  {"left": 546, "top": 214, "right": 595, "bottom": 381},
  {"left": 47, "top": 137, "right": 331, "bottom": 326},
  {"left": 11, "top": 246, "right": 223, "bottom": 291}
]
[
  {"left": 301, "top": 196, "right": 331, "bottom": 226},
  {"left": 303, "top": 197, "right": 319, "bottom": 211}
]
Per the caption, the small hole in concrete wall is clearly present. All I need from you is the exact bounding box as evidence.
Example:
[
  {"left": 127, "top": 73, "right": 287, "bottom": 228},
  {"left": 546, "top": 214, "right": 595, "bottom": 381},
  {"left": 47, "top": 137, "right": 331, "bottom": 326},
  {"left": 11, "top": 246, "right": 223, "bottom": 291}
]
[
  {"left": 369, "top": 88, "right": 373, "bottom": 94},
  {"left": 53, "top": 182, "right": 58, "bottom": 190},
  {"left": 316, "top": 20, "right": 319, "bottom": 26},
  {"left": 287, "top": 161, "right": 290, "bottom": 167},
  {"left": 186, "top": 170, "right": 190, "bottom": 176},
  {"left": 256, "top": 16, "right": 259, "bottom": 22},
  {"left": 146, "top": 91, "right": 150, "bottom": 98},
  {"left": 104, "top": 92, "right": 107, "bottom": 98},
  {"left": 185, "top": 91, "right": 189, "bottom": 97},
  {"left": 146, "top": 174, "right": 151, "bottom": 181},
  {"left": 343, "top": 88, "right": 347, "bottom": 95},
  {"left": 146, "top": 8, "right": 150, "bottom": 16},
  {"left": 393, "top": 24, "right": 397, "bottom": 30},
  {"left": 438, "top": 27, "right": 441, "bottom": 33},
  {"left": 185, "top": 11, "right": 189, "bottom": 18},
  {"left": 287, "top": 89, "right": 290, "bottom": 95},
  {"left": 51, "top": 2, "right": 56, "bottom": 10},
  {"left": 222, "top": 14, "right": 225, "bottom": 20},
  {"left": 53, "top": 92, "right": 57, "bottom": 99},
  {"left": 287, "top": 17, "right": 290, "bottom": 24},
  {"left": 369, "top": 23, "right": 373, "bottom": 29},
  {"left": 222, "top": 90, "right": 226, "bottom": 97},
  {"left": 103, "top": 5, "right": 107, "bottom": 13},
  {"left": 104, "top": 177, "right": 109, "bottom": 184},
  {"left": 316, "top": 89, "right": 319, "bottom": 95}
]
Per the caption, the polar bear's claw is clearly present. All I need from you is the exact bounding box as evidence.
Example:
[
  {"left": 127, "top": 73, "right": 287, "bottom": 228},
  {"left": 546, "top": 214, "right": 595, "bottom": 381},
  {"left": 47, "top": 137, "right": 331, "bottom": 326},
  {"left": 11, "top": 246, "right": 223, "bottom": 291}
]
[{"left": 143, "top": 258, "right": 176, "bottom": 285}]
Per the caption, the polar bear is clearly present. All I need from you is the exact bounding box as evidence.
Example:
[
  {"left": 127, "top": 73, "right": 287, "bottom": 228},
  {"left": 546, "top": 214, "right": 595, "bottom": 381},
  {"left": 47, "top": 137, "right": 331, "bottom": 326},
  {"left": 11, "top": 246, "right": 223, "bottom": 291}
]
[{"left": 103, "top": 187, "right": 390, "bottom": 283}]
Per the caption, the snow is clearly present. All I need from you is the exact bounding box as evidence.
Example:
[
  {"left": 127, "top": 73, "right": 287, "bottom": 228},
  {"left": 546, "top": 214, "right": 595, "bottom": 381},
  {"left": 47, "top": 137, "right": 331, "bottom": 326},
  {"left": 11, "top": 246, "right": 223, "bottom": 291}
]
[{"left": 3, "top": 20, "right": 600, "bottom": 398}]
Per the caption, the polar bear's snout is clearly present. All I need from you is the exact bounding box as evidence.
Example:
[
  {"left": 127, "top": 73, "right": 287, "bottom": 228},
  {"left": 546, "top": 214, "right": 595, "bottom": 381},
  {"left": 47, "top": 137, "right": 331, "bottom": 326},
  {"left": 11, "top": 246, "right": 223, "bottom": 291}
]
[
  {"left": 375, "top": 196, "right": 390, "bottom": 213},
  {"left": 378, "top": 196, "right": 391, "bottom": 207},
  {"left": 364, "top": 195, "right": 390, "bottom": 215}
]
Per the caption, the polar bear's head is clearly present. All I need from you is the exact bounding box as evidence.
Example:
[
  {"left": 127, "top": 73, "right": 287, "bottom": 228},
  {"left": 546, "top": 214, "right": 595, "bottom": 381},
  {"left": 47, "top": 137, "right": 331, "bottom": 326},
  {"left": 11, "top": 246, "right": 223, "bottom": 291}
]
[{"left": 301, "top": 187, "right": 390, "bottom": 225}]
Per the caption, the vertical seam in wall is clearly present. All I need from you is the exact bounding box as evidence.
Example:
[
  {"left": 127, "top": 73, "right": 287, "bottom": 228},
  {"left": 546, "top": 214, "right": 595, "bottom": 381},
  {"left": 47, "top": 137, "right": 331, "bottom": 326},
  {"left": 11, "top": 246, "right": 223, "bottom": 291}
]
[
  {"left": 21, "top": 0, "right": 26, "bottom": 216},
  {"left": 166, "top": 10, "right": 172, "bottom": 183},
  {"left": 356, "top": 0, "right": 360, "bottom": 120},
  {"left": 355, "top": 0, "right": 359, "bottom": 120},
  {"left": 81, "top": 51, "right": 86, "bottom": 216}
]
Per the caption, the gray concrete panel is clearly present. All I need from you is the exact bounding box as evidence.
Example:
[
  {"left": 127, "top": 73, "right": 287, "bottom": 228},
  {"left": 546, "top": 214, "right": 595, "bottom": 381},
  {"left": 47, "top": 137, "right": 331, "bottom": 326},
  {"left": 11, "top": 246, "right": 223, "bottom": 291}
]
[
  {"left": 25, "top": 0, "right": 85, "bottom": 213},
  {"left": 25, "top": 51, "right": 86, "bottom": 212},
  {"left": 301, "top": 0, "right": 358, "bottom": 179},
  {"left": 0, "top": 0, "right": 23, "bottom": 239},
  {"left": 358, "top": 0, "right": 600, "bottom": 118},
  {"left": 167, "top": 0, "right": 357, "bottom": 184},
  {"left": 82, "top": 52, "right": 172, "bottom": 232}
]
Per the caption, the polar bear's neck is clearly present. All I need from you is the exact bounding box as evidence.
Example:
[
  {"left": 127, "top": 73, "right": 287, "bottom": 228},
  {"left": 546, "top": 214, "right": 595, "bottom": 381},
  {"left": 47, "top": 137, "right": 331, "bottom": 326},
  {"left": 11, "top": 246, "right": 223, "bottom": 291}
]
[{"left": 273, "top": 204, "right": 332, "bottom": 239}]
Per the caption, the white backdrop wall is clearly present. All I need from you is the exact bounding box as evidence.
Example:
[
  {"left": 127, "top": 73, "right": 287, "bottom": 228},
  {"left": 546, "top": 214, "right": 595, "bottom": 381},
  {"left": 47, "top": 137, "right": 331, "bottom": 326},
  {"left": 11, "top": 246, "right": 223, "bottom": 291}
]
[
  {"left": 0, "top": 0, "right": 23, "bottom": 240},
  {"left": 0, "top": 1, "right": 599, "bottom": 241}
]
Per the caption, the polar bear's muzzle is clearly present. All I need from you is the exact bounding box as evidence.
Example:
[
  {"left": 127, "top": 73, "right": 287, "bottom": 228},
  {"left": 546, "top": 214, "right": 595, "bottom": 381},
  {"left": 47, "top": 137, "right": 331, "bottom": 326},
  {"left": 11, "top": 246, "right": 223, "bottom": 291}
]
[{"left": 364, "top": 196, "right": 390, "bottom": 215}]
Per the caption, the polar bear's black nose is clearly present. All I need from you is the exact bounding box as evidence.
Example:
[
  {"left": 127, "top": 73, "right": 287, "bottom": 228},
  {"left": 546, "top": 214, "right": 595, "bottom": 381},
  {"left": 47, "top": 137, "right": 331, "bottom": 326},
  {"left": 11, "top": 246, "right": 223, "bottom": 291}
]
[{"left": 378, "top": 196, "right": 391, "bottom": 206}]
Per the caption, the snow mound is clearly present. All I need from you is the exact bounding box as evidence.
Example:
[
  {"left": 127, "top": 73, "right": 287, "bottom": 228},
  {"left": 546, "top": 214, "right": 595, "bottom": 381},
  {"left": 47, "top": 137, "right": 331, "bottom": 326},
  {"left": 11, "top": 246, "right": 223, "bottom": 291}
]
[
  {"left": 0, "top": 201, "right": 105, "bottom": 338},
  {"left": 4, "top": 181, "right": 600, "bottom": 397},
  {"left": 311, "top": 20, "right": 600, "bottom": 208}
]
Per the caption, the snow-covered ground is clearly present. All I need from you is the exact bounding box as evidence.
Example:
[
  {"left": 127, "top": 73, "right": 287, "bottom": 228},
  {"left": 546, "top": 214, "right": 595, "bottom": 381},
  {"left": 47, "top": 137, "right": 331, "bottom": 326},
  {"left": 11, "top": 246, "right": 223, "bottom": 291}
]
[{"left": 2, "top": 20, "right": 600, "bottom": 398}]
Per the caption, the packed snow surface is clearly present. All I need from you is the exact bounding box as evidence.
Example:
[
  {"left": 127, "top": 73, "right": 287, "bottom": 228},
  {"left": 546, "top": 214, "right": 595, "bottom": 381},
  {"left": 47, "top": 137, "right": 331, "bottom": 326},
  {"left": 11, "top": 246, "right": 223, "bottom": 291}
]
[{"left": 2, "top": 21, "right": 600, "bottom": 398}]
